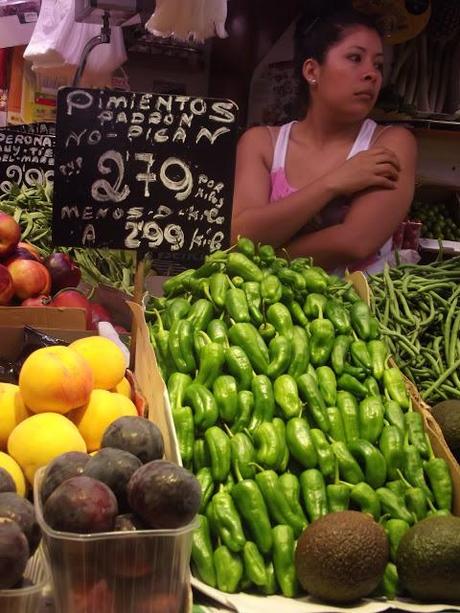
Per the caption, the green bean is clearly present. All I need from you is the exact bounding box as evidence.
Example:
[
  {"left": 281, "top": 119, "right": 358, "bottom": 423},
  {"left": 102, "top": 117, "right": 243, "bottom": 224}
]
[{"left": 422, "top": 358, "right": 460, "bottom": 400}]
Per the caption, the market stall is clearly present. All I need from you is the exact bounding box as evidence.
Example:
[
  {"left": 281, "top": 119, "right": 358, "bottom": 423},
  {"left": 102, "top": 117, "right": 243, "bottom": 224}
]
[{"left": 0, "top": 0, "right": 459, "bottom": 612}]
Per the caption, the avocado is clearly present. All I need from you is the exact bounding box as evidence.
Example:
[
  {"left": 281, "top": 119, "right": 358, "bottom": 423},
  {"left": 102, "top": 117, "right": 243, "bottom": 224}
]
[
  {"left": 294, "top": 510, "right": 389, "bottom": 603},
  {"left": 431, "top": 401, "right": 460, "bottom": 460},
  {"left": 396, "top": 515, "right": 460, "bottom": 602}
]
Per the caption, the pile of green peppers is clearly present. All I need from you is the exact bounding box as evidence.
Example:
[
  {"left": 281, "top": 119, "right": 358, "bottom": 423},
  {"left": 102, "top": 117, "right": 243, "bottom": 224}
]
[{"left": 146, "top": 237, "right": 454, "bottom": 600}]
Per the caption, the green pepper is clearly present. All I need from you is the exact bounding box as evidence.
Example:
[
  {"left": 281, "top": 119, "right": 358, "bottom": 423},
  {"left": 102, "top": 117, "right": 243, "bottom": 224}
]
[
  {"left": 258, "top": 322, "right": 276, "bottom": 342},
  {"left": 163, "top": 268, "right": 195, "bottom": 297},
  {"left": 243, "top": 281, "right": 264, "bottom": 325},
  {"left": 172, "top": 406, "right": 194, "bottom": 468},
  {"left": 385, "top": 518, "right": 410, "bottom": 562},
  {"left": 405, "top": 410, "right": 429, "bottom": 458},
  {"left": 225, "top": 287, "right": 251, "bottom": 323},
  {"left": 364, "top": 376, "right": 380, "bottom": 397},
  {"left": 267, "top": 302, "right": 294, "bottom": 336},
  {"left": 387, "top": 479, "right": 407, "bottom": 498},
  {"left": 195, "top": 466, "right": 213, "bottom": 513},
  {"left": 255, "top": 470, "right": 306, "bottom": 537},
  {"left": 343, "top": 286, "right": 360, "bottom": 304},
  {"left": 302, "top": 268, "right": 328, "bottom": 294},
  {"left": 377, "top": 562, "right": 399, "bottom": 600},
  {"left": 214, "top": 545, "right": 243, "bottom": 593},
  {"left": 304, "top": 293, "right": 328, "bottom": 319},
  {"left": 337, "top": 391, "right": 360, "bottom": 443},
  {"left": 281, "top": 284, "right": 294, "bottom": 303},
  {"left": 258, "top": 244, "right": 276, "bottom": 263},
  {"left": 189, "top": 276, "right": 211, "bottom": 297},
  {"left": 227, "top": 252, "right": 263, "bottom": 282},
  {"left": 236, "top": 236, "right": 256, "bottom": 258},
  {"left": 225, "top": 346, "right": 253, "bottom": 391},
  {"left": 424, "top": 456, "right": 453, "bottom": 512},
  {"left": 327, "top": 483, "right": 351, "bottom": 512},
  {"left": 187, "top": 298, "right": 214, "bottom": 331},
  {"left": 267, "top": 335, "right": 292, "bottom": 379},
  {"left": 231, "top": 468, "right": 273, "bottom": 554},
  {"left": 167, "top": 372, "right": 193, "bottom": 412},
  {"left": 289, "top": 300, "right": 309, "bottom": 328},
  {"left": 193, "top": 438, "right": 210, "bottom": 472},
  {"left": 331, "top": 335, "right": 351, "bottom": 375},
  {"left": 228, "top": 323, "right": 269, "bottom": 375},
  {"left": 208, "top": 272, "right": 228, "bottom": 309},
  {"left": 310, "top": 429, "right": 335, "bottom": 480},
  {"left": 338, "top": 373, "right": 368, "bottom": 397},
  {"left": 243, "top": 541, "right": 267, "bottom": 587},
  {"left": 286, "top": 417, "right": 318, "bottom": 468},
  {"left": 350, "top": 300, "right": 372, "bottom": 340},
  {"left": 348, "top": 439, "right": 387, "bottom": 489},
  {"left": 368, "top": 316, "right": 380, "bottom": 340},
  {"left": 205, "top": 426, "right": 231, "bottom": 482},
  {"left": 287, "top": 326, "right": 310, "bottom": 379},
  {"left": 213, "top": 486, "right": 246, "bottom": 552},
  {"left": 384, "top": 399, "right": 405, "bottom": 433},
  {"left": 350, "top": 340, "right": 373, "bottom": 371},
  {"left": 273, "top": 417, "right": 289, "bottom": 472},
  {"left": 359, "top": 395, "right": 384, "bottom": 443},
  {"left": 278, "top": 268, "right": 306, "bottom": 291},
  {"left": 207, "top": 318, "right": 229, "bottom": 346},
  {"left": 331, "top": 441, "right": 365, "bottom": 484},
  {"left": 272, "top": 525, "right": 298, "bottom": 598},
  {"left": 300, "top": 469, "right": 328, "bottom": 522},
  {"left": 194, "top": 330, "right": 211, "bottom": 357},
  {"left": 166, "top": 297, "right": 191, "bottom": 326},
  {"left": 383, "top": 367, "right": 409, "bottom": 410},
  {"left": 196, "top": 342, "right": 225, "bottom": 388},
  {"left": 326, "top": 406, "right": 347, "bottom": 443},
  {"left": 231, "top": 390, "right": 254, "bottom": 433},
  {"left": 310, "top": 318, "right": 335, "bottom": 366},
  {"left": 168, "top": 320, "right": 196, "bottom": 373},
  {"left": 274, "top": 374, "right": 303, "bottom": 420},
  {"left": 248, "top": 374, "right": 275, "bottom": 431},
  {"left": 368, "top": 340, "right": 387, "bottom": 380},
  {"left": 230, "top": 432, "right": 255, "bottom": 479},
  {"left": 379, "top": 425, "right": 404, "bottom": 480},
  {"left": 343, "top": 363, "right": 367, "bottom": 380},
  {"left": 184, "top": 383, "right": 218, "bottom": 432},
  {"left": 260, "top": 274, "right": 283, "bottom": 305},
  {"left": 205, "top": 497, "right": 218, "bottom": 537},
  {"left": 290, "top": 256, "right": 312, "bottom": 272},
  {"left": 297, "top": 373, "right": 331, "bottom": 432},
  {"left": 192, "top": 515, "right": 217, "bottom": 587},
  {"left": 279, "top": 473, "right": 308, "bottom": 528},
  {"left": 260, "top": 562, "right": 277, "bottom": 595},
  {"left": 325, "top": 299, "right": 351, "bottom": 334},
  {"left": 376, "top": 488, "right": 415, "bottom": 524},
  {"left": 193, "top": 255, "right": 223, "bottom": 278},
  {"left": 405, "top": 487, "right": 428, "bottom": 521},
  {"left": 213, "top": 375, "right": 238, "bottom": 423},
  {"left": 402, "top": 441, "right": 433, "bottom": 501},
  {"left": 253, "top": 422, "right": 284, "bottom": 470},
  {"left": 316, "top": 366, "right": 337, "bottom": 406},
  {"left": 149, "top": 318, "right": 174, "bottom": 380},
  {"left": 349, "top": 482, "right": 381, "bottom": 521}
]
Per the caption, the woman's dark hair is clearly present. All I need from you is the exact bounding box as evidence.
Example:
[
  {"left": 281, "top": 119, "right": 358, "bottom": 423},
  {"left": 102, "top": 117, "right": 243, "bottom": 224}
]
[{"left": 294, "top": 6, "right": 383, "bottom": 112}]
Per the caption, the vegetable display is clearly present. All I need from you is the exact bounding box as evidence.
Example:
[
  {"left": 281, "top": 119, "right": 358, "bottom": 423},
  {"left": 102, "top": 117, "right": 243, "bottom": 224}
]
[
  {"left": 369, "top": 259, "right": 460, "bottom": 403},
  {"left": 147, "top": 237, "right": 453, "bottom": 598}
]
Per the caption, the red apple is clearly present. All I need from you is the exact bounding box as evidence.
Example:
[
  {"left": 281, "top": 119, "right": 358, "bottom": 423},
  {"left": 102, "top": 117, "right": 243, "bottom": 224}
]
[
  {"left": 7, "top": 259, "right": 51, "bottom": 300},
  {"left": 0, "top": 263, "right": 14, "bottom": 305},
  {"left": 89, "top": 303, "right": 112, "bottom": 330},
  {"left": 21, "top": 295, "right": 52, "bottom": 307},
  {"left": 52, "top": 288, "right": 92, "bottom": 328},
  {"left": 44, "top": 252, "right": 81, "bottom": 293},
  {"left": 0, "top": 212, "right": 20, "bottom": 258}
]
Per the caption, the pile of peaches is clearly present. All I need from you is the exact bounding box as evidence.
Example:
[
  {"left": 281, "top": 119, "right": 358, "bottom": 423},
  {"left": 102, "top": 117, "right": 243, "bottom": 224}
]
[{"left": 0, "top": 211, "right": 117, "bottom": 331}]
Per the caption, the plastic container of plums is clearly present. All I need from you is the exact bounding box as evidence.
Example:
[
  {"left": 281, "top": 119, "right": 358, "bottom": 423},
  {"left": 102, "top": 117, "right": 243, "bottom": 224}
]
[
  {"left": 34, "top": 468, "right": 198, "bottom": 613},
  {"left": 0, "top": 548, "right": 49, "bottom": 613}
]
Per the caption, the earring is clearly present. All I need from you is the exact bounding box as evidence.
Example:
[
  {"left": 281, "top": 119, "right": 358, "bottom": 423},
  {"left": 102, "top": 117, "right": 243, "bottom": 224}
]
[{"left": 309, "top": 79, "right": 317, "bottom": 86}]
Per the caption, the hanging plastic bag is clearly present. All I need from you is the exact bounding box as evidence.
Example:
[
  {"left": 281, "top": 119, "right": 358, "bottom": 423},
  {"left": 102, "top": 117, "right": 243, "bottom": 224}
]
[{"left": 24, "top": 0, "right": 75, "bottom": 67}]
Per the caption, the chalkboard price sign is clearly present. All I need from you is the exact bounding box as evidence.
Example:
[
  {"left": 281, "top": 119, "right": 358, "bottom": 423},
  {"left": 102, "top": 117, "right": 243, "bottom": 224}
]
[
  {"left": 52, "top": 87, "right": 239, "bottom": 265},
  {"left": 0, "top": 128, "right": 54, "bottom": 195}
]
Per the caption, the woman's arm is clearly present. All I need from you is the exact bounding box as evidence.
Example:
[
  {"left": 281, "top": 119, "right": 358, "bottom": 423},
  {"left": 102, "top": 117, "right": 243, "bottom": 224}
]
[
  {"left": 283, "top": 127, "right": 417, "bottom": 269},
  {"left": 230, "top": 127, "right": 338, "bottom": 246}
]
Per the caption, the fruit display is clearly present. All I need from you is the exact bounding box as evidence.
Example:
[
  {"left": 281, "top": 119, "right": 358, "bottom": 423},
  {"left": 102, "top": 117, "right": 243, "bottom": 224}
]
[
  {"left": 0, "top": 182, "right": 139, "bottom": 294},
  {"left": 410, "top": 198, "right": 460, "bottom": 241},
  {"left": 368, "top": 258, "right": 460, "bottom": 403},
  {"left": 147, "top": 236, "right": 454, "bottom": 601},
  {"left": 0, "top": 335, "right": 136, "bottom": 490}
]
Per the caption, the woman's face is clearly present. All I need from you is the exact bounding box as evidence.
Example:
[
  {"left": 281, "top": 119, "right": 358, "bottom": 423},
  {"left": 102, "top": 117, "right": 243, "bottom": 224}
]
[{"left": 306, "top": 25, "right": 384, "bottom": 120}]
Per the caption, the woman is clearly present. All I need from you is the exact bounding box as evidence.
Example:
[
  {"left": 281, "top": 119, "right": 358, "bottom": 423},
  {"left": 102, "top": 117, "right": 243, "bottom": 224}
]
[{"left": 231, "top": 8, "right": 417, "bottom": 273}]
